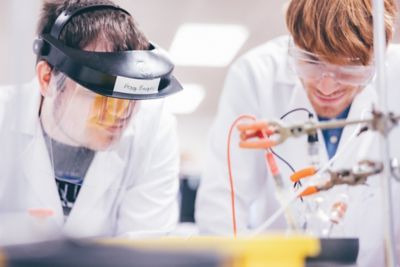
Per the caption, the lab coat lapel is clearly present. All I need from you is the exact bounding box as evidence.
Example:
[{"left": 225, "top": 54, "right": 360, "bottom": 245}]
[
  {"left": 276, "top": 83, "right": 329, "bottom": 173},
  {"left": 63, "top": 148, "right": 126, "bottom": 234},
  {"left": 15, "top": 81, "right": 64, "bottom": 224},
  {"left": 20, "top": 124, "right": 64, "bottom": 223},
  {"left": 333, "top": 85, "right": 378, "bottom": 168},
  {"left": 280, "top": 83, "right": 377, "bottom": 170},
  {"left": 64, "top": 107, "right": 157, "bottom": 236},
  {"left": 327, "top": 85, "right": 380, "bottom": 238}
]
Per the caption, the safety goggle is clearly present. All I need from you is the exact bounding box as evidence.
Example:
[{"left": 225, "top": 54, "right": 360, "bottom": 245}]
[{"left": 288, "top": 42, "right": 375, "bottom": 87}]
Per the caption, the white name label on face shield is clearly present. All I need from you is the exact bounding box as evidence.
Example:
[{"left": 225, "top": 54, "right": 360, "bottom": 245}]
[{"left": 114, "top": 76, "right": 160, "bottom": 95}]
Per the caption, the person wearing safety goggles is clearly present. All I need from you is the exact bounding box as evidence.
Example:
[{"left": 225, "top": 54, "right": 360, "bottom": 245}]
[
  {"left": 0, "top": 0, "right": 183, "bottom": 242},
  {"left": 288, "top": 43, "right": 376, "bottom": 119},
  {"left": 196, "top": 1, "right": 400, "bottom": 266}
]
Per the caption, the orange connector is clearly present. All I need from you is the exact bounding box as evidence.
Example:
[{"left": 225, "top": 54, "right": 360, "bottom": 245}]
[
  {"left": 237, "top": 120, "right": 276, "bottom": 149},
  {"left": 290, "top": 167, "right": 317, "bottom": 183},
  {"left": 298, "top": 186, "right": 319, "bottom": 197}
]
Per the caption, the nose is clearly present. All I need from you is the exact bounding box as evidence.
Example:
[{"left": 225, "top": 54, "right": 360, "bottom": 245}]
[{"left": 315, "top": 72, "right": 340, "bottom": 95}]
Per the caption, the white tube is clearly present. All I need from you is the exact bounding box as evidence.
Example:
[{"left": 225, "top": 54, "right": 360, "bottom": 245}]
[{"left": 372, "top": 0, "right": 397, "bottom": 266}]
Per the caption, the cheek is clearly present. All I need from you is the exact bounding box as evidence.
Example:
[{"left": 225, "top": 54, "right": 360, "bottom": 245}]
[
  {"left": 84, "top": 126, "right": 121, "bottom": 150},
  {"left": 59, "top": 93, "right": 95, "bottom": 134},
  {"left": 301, "top": 79, "right": 315, "bottom": 93},
  {"left": 53, "top": 87, "right": 75, "bottom": 121},
  {"left": 343, "top": 86, "right": 361, "bottom": 99}
]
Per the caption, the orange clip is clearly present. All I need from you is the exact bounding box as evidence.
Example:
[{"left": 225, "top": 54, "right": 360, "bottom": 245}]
[
  {"left": 239, "top": 139, "right": 276, "bottom": 149},
  {"left": 290, "top": 167, "right": 317, "bottom": 182},
  {"left": 237, "top": 121, "right": 276, "bottom": 149},
  {"left": 237, "top": 121, "right": 275, "bottom": 135},
  {"left": 298, "top": 186, "right": 319, "bottom": 197}
]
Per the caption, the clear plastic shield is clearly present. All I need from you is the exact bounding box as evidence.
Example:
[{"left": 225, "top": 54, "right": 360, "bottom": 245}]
[{"left": 0, "top": 72, "right": 165, "bottom": 244}]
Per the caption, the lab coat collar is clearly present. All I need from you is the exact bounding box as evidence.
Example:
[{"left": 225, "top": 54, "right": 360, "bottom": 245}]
[
  {"left": 333, "top": 84, "right": 377, "bottom": 168},
  {"left": 245, "top": 35, "right": 297, "bottom": 86},
  {"left": 273, "top": 35, "right": 299, "bottom": 86},
  {"left": 282, "top": 82, "right": 325, "bottom": 169},
  {"left": 9, "top": 79, "right": 43, "bottom": 136},
  {"left": 283, "top": 82, "right": 377, "bottom": 168},
  {"left": 63, "top": 148, "right": 126, "bottom": 236},
  {"left": 20, "top": 122, "right": 65, "bottom": 227},
  {"left": 15, "top": 79, "right": 130, "bottom": 235},
  {"left": 12, "top": 79, "right": 64, "bottom": 224}
]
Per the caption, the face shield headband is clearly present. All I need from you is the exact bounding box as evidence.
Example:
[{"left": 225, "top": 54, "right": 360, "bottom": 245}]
[{"left": 33, "top": 3, "right": 183, "bottom": 100}]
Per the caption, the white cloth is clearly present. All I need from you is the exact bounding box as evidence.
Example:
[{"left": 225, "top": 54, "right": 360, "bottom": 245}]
[
  {"left": 0, "top": 79, "right": 180, "bottom": 242},
  {"left": 195, "top": 36, "right": 400, "bottom": 267}
]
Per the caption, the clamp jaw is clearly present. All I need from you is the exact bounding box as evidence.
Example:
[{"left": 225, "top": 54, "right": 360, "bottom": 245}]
[
  {"left": 292, "top": 160, "right": 384, "bottom": 197},
  {"left": 237, "top": 109, "right": 400, "bottom": 149}
]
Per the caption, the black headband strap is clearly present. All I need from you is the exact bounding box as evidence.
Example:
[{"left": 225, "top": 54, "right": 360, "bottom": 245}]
[{"left": 50, "top": 3, "right": 130, "bottom": 39}]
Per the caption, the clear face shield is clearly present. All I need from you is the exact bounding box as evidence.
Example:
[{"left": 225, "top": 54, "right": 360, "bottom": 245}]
[
  {"left": 0, "top": 3, "right": 183, "bottom": 245},
  {"left": 40, "top": 72, "right": 150, "bottom": 217},
  {"left": 0, "top": 73, "right": 168, "bottom": 245},
  {"left": 0, "top": 75, "right": 160, "bottom": 245},
  {"left": 40, "top": 74, "right": 140, "bottom": 151}
]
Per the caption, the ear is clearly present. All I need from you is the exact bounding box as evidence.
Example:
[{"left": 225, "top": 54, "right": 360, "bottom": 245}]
[{"left": 36, "top": 61, "right": 53, "bottom": 97}]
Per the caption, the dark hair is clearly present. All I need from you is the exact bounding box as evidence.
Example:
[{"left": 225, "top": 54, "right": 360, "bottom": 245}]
[{"left": 36, "top": 0, "right": 149, "bottom": 52}]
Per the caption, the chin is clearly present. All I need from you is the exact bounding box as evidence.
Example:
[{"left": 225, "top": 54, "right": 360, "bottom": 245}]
[
  {"left": 84, "top": 127, "right": 124, "bottom": 150},
  {"left": 311, "top": 97, "right": 351, "bottom": 118},
  {"left": 86, "top": 136, "right": 119, "bottom": 151},
  {"left": 314, "top": 105, "right": 351, "bottom": 118},
  {"left": 315, "top": 108, "right": 339, "bottom": 118}
]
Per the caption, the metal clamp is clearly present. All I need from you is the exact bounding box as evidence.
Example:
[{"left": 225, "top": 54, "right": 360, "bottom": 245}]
[
  {"left": 297, "top": 160, "right": 383, "bottom": 197},
  {"left": 238, "top": 109, "right": 400, "bottom": 150}
]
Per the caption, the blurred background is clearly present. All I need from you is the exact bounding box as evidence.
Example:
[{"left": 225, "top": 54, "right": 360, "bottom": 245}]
[
  {"left": 2, "top": 1, "right": 399, "bottom": 223},
  {"left": 0, "top": 0, "right": 289, "bottom": 174}
]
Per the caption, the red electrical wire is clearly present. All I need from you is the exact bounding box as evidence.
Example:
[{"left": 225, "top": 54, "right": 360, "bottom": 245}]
[{"left": 227, "top": 114, "right": 256, "bottom": 237}]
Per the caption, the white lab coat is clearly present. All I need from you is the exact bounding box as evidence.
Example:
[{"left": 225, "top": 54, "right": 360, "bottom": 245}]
[
  {"left": 195, "top": 36, "right": 400, "bottom": 267},
  {"left": 0, "top": 79, "right": 180, "bottom": 242}
]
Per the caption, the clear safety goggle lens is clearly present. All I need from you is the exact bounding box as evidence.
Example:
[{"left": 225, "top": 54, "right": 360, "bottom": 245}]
[{"left": 288, "top": 43, "right": 375, "bottom": 87}]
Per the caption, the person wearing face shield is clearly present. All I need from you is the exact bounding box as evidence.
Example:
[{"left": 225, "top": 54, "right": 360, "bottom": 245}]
[
  {"left": 195, "top": 1, "right": 400, "bottom": 266},
  {"left": 0, "top": 0, "right": 183, "bottom": 241}
]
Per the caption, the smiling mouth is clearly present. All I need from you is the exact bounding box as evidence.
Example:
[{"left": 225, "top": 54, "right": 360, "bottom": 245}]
[{"left": 314, "top": 90, "right": 345, "bottom": 102}]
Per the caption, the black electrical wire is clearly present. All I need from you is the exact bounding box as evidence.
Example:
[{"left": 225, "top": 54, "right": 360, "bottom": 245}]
[
  {"left": 280, "top": 107, "right": 314, "bottom": 120},
  {"left": 271, "top": 107, "right": 314, "bottom": 174},
  {"left": 269, "top": 148, "right": 295, "bottom": 173},
  {"left": 271, "top": 107, "right": 315, "bottom": 190}
]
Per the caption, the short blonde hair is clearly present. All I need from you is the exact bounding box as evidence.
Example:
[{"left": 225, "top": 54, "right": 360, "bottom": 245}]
[{"left": 286, "top": 0, "right": 397, "bottom": 65}]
